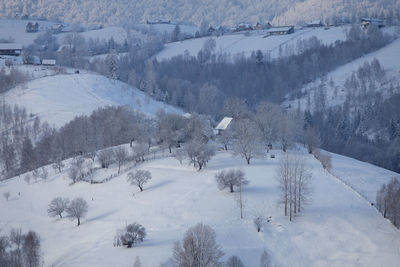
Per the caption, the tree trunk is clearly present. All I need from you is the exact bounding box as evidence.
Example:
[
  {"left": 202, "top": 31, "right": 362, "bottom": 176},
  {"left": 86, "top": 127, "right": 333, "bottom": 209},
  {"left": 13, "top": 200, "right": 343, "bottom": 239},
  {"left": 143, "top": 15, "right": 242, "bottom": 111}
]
[
  {"left": 77, "top": 217, "right": 80, "bottom": 226},
  {"left": 247, "top": 158, "right": 250, "bottom": 165},
  {"left": 230, "top": 184, "right": 234, "bottom": 193},
  {"left": 139, "top": 186, "right": 143, "bottom": 192}
]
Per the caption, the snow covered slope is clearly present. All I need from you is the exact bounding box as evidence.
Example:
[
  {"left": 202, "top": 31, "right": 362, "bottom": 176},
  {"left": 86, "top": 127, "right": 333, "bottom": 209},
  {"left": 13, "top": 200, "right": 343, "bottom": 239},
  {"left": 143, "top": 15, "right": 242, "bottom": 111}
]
[
  {"left": 3, "top": 73, "right": 182, "bottom": 127},
  {"left": 0, "top": 19, "right": 55, "bottom": 46},
  {"left": 284, "top": 36, "right": 400, "bottom": 110},
  {"left": 1, "top": 149, "right": 399, "bottom": 266},
  {"left": 156, "top": 26, "right": 349, "bottom": 60}
]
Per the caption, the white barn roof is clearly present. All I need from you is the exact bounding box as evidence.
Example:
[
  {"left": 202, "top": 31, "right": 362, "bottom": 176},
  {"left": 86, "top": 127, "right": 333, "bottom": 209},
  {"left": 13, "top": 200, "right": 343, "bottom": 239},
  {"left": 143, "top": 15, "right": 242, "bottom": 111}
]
[
  {"left": 215, "top": 117, "right": 233, "bottom": 130},
  {"left": 0, "top": 43, "right": 23, "bottom": 50},
  {"left": 42, "top": 59, "right": 56, "bottom": 65}
]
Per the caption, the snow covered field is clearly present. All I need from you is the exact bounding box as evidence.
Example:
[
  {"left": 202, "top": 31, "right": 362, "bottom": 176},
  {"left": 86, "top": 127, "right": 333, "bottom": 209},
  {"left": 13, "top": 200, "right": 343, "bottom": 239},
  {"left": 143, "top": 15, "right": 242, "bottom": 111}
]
[
  {"left": 156, "top": 26, "right": 350, "bottom": 61},
  {"left": 1, "top": 149, "right": 399, "bottom": 266},
  {"left": 3, "top": 73, "right": 181, "bottom": 127}
]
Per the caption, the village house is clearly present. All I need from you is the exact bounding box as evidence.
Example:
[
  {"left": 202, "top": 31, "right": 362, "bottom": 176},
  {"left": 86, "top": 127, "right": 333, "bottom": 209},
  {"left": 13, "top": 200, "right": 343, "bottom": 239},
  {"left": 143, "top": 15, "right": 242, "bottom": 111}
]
[
  {"left": 265, "top": 26, "right": 295, "bottom": 36},
  {"left": 214, "top": 117, "right": 233, "bottom": 135},
  {"left": 41, "top": 59, "right": 56, "bottom": 66},
  {"left": 306, "top": 20, "right": 323, "bottom": 27},
  {"left": 0, "top": 43, "right": 23, "bottom": 56},
  {"left": 25, "top": 22, "right": 39, "bottom": 33}
]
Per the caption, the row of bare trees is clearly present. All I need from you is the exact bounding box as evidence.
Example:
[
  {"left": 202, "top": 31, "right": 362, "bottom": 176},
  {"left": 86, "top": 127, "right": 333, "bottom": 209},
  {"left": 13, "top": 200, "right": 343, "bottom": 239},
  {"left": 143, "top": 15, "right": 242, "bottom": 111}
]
[{"left": 276, "top": 154, "right": 312, "bottom": 221}]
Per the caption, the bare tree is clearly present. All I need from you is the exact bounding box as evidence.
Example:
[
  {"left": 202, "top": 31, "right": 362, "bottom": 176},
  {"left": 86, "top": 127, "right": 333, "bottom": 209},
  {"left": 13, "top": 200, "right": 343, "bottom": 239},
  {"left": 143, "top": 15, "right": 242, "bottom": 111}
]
[
  {"left": 173, "top": 223, "right": 224, "bottom": 267},
  {"left": 52, "top": 158, "right": 65, "bottom": 173},
  {"left": 40, "top": 167, "right": 48, "bottom": 181},
  {"left": 114, "top": 146, "right": 128, "bottom": 174},
  {"left": 24, "top": 174, "right": 31, "bottom": 184},
  {"left": 47, "top": 197, "right": 70, "bottom": 218},
  {"left": 226, "top": 255, "right": 246, "bottom": 267},
  {"left": 185, "top": 138, "right": 215, "bottom": 171},
  {"left": 97, "top": 149, "right": 115, "bottom": 168},
  {"left": 127, "top": 170, "right": 152, "bottom": 192},
  {"left": 233, "top": 119, "right": 263, "bottom": 164},
  {"left": 218, "top": 129, "right": 233, "bottom": 151},
  {"left": 215, "top": 169, "right": 249, "bottom": 193},
  {"left": 173, "top": 148, "right": 186, "bottom": 164},
  {"left": 376, "top": 178, "right": 400, "bottom": 227},
  {"left": 22, "top": 231, "right": 41, "bottom": 267},
  {"left": 68, "top": 165, "right": 80, "bottom": 184},
  {"left": 276, "top": 154, "right": 312, "bottom": 221},
  {"left": 115, "top": 223, "right": 146, "bottom": 248},
  {"left": 254, "top": 102, "right": 282, "bottom": 149},
  {"left": 66, "top": 197, "right": 88, "bottom": 226},
  {"left": 305, "top": 126, "right": 321, "bottom": 154},
  {"left": 259, "top": 250, "right": 271, "bottom": 267}
]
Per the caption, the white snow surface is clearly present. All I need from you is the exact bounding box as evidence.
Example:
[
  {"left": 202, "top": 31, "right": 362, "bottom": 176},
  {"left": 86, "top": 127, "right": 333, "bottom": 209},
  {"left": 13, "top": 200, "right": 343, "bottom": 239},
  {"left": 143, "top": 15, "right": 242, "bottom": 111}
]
[
  {"left": 3, "top": 73, "right": 182, "bottom": 127},
  {"left": 156, "top": 26, "right": 349, "bottom": 61},
  {"left": 1, "top": 149, "right": 400, "bottom": 266}
]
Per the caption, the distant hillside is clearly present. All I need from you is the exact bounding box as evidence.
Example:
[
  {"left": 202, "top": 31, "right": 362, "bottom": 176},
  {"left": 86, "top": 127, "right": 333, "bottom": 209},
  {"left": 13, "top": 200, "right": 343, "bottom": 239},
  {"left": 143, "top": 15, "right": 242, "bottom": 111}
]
[
  {"left": 0, "top": 0, "right": 398, "bottom": 27},
  {"left": 3, "top": 73, "right": 181, "bottom": 127}
]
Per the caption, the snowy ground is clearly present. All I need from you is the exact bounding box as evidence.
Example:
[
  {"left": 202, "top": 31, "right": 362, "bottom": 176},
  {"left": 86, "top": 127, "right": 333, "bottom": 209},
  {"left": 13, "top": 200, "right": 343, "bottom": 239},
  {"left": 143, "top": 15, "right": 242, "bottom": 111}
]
[
  {"left": 3, "top": 73, "right": 182, "bottom": 127},
  {"left": 155, "top": 26, "right": 350, "bottom": 61},
  {"left": 329, "top": 151, "right": 400, "bottom": 203},
  {"left": 1, "top": 149, "right": 399, "bottom": 266},
  {"left": 0, "top": 19, "right": 56, "bottom": 46},
  {"left": 136, "top": 23, "right": 199, "bottom": 37}
]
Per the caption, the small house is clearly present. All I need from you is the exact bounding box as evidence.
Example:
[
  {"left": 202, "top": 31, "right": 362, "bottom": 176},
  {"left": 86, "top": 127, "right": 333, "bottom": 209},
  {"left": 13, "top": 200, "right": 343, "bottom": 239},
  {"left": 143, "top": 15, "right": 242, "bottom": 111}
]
[
  {"left": 265, "top": 26, "right": 294, "bottom": 36},
  {"left": 0, "top": 43, "right": 23, "bottom": 56},
  {"left": 307, "top": 20, "right": 323, "bottom": 27},
  {"left": 26, "top": 22, "right": 39, "bottom": 32},
  {"left": 51, "top": 23, "right": 64, "bottom": 33},
  {"left": 361, "top": 18, "right": 385, "bottom": 29},
  {"left": 215, "top": 117, "right": 233, "bottom": 135},
  {"left": 42, "top": 59, "right": 56, "bottom": 66},
  {"left": 253, "top": 22, "right": 263, "bottom": 30}
]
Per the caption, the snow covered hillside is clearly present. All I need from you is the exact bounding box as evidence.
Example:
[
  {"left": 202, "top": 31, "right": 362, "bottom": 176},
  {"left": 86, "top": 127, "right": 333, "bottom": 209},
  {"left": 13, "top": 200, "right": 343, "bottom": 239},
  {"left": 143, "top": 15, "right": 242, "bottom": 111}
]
[
  {"left": 0, "top": 19, "right": 55, "bottom": 46},
  {"left": 284, "top": 35, "right": 400, "bottom": 110},
  {"left": 156, "top": 26, "right": 349, "bottom": 61},
  {"left": 1, "top": 149, "right": 400, "bottom": 266},
  {"left": 3, "top": 73, "right": 181, "bottom": 127}
]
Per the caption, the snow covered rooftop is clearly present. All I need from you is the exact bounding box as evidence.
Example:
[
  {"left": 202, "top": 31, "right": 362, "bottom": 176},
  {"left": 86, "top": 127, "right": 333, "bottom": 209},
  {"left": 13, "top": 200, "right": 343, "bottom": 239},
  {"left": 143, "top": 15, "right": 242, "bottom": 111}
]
[
  {"left": 42, "top": 59, "right": 56, "bottom": 65},
  {"left": 0, "top": 43, "right": 23, "bottom": 50},
  {"left": 265, "top": 26, "right": 294, "bottom": 33},
  {"left": 215, "top": 117, "right": 233, "bottom": 130}
]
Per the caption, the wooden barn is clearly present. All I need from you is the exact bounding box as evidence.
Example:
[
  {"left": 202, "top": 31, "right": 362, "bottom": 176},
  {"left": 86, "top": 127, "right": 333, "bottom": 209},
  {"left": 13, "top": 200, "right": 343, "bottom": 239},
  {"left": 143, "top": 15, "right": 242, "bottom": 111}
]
[
  {"left": 265, "top": 26, "right": 294, "bottom": 36},
  {"left": 0, "top": 43, "right": 23, "bottom": 56}
]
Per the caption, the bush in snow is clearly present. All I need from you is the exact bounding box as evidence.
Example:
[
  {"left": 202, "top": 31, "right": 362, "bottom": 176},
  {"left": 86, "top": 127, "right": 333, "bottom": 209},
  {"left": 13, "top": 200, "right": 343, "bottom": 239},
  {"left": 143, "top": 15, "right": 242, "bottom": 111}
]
[
  {"left": 47, "top": 197, "right": 70, "bottom": 218},
  {"left": 173, "top": 223, "right": 224, "bottom": 267},
  {"left": 127, "top": 170, "right": 152, "bottom": 192},
  {"left": 215, "top": 169, "right": 249, "bottom": 193},
  {"left": 114, "top": 223, "right": 146, "bottom": 248},
  {"left": 3, "top": 191, "right": 10, "bottom": 201},
  {"left": 253, "top": 216, "right": 264, "bottom": 232},
  {"left": 66, "top": 197, "right": 88, "bottom": 226},
  {"left": 226, "top": 255, "right": 246, "bottom": 267}
]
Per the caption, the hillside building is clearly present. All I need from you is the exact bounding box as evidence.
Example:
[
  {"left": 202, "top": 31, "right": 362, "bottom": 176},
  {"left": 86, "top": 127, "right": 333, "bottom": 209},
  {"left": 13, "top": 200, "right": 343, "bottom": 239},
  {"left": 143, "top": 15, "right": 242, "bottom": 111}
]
[{"left": 0, "top": 43, "right": 23, "bottom": 56}]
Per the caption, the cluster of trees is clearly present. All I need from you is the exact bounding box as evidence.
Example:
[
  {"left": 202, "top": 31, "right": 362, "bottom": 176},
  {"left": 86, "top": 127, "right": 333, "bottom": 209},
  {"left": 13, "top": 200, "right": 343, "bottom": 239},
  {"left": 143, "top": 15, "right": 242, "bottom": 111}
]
[
  {"left": 171, "top": 223, "right": 272, "bottom": 267},
  {"left": 0, "top": 68, "right": 29, "bottom": 94},
  {"left": 47, "top": 197, "right": 88, "bottom": 226},
  {"left": 0, "top": 102, "right": 52, "bottom": 179},
  {"left": 308, "top": 92, "right": 400, "bottom": 173},
  {"left": 0, "top": 229, "right": 41, "bottom": 267},
  {"left": 376, "top": 177, "right": 400, "bottom": 228},
  {"left": 276, "top": 154, "right": 312, "bottom": 221}
]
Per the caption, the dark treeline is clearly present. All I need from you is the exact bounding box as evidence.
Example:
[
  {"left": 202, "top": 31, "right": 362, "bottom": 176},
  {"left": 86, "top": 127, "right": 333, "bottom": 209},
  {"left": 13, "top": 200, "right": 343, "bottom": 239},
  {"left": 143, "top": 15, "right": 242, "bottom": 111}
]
[
  {"left": 306, "top": 92, "right": 400, "bottom": 173},
  {"left": 0, "top": 67, "right": 29, "bottom": 94}
]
